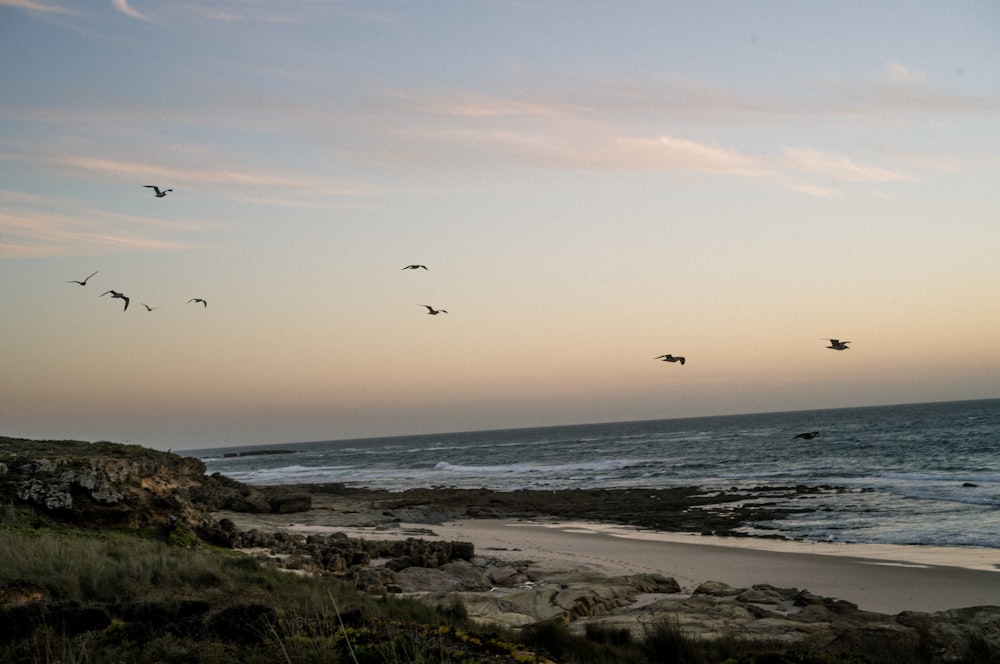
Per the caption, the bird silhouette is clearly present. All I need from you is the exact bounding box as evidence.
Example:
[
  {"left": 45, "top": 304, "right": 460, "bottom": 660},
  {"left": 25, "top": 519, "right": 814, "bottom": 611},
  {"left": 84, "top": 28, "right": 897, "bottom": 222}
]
[
  {"left": 187, "top": 298, "right": 207, "bottom": 307},
  {"left": 144, "top": 185, "right": 173, "bottom": 197},
  {"left": 67, "top": 270, "right": 98, "bottom": 286},
  {"left": 793, "top": 431, "right": 820, "bottom": 440},
  {"left": 420, "top": 304, "right": 447, "bottom": 315},
  {"left": 100, "top": 290, "right": 130, "bottom": 311},
  {"left": 826, "top": 339, "right": 850, "bottom": 351},
  {"left": 140, "top": 303, "right": 159, "bottom": 311},
  {"left": 402, "top": 264, "right": 428, "bottom": 270},
  {"left": 654, "top": 354, "right": 685, "bottom": 365}
]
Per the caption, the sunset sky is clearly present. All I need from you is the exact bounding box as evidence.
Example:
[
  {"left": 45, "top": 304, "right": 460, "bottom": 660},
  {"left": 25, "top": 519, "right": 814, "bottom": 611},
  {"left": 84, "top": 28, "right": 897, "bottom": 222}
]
[{"left": 2, "top": 1, "right": 999, "bottom": 450}]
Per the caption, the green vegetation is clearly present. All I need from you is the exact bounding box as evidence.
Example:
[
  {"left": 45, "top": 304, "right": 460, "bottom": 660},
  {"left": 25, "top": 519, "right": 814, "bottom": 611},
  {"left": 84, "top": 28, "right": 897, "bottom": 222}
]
[
  {"left": 0, "top": 506, "right": 520, "bottom": 663},
  {"left": 0, "top": 436, "right": 169, "bottom": 460}
]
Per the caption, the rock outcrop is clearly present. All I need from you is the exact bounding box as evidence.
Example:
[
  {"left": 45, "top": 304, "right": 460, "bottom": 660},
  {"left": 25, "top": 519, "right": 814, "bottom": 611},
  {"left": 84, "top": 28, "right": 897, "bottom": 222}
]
[
  {"left": 0, "top": 438, "right": 210, "bottom": 530},
  {"left": 0, "top": 437, "right": 311, "bottom": 535}
]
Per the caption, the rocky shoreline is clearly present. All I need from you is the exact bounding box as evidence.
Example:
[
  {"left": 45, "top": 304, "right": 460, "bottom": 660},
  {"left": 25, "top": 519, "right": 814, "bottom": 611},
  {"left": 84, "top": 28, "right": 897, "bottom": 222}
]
[
  {"left": 3, "top": 437, "right": 999, "bottom": 661},
  {"left": 246, "top": 481, "right": 852, "bottom": 536},
  {"left": 210, "top": 484, "right": 1000, "bottom": 660}
]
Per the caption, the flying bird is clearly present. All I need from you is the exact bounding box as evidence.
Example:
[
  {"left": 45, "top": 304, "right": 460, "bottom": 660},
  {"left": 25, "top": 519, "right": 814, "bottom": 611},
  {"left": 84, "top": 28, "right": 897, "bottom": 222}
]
[
  {"left": 793, "top": 431, "right": 820, "bottom": 440},
  {"left": 100, "top": 290, "right": 130, "bottom": 311},
  {"left": 826, "top": 339, "right": 851, "bottom": 351},
  {"left": 420, "top": 304, "right": 447, "bottom": 315},
  {"left": 187, "top": 298, "right": 207, "bottom": 307},
  {"left": 144, "top": 185, "right": 173, "bottom": 197},
  {"left": 67, "top": 270, "right": 98, "bottom": 286},
  {"left": 654, "top": 354, "right": 685, "bottom": 365},
  {"left": 140, "top": 303, "right": 159, "bottom": 311},
  {"left": 402, "top": 264, "right": 428, "bottom": 270}
]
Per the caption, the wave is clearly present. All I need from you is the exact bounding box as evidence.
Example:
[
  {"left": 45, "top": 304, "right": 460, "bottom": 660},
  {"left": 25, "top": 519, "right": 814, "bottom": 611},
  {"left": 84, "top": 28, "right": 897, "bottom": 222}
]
[
  {"left": 223, "top": 464, "right": 356, "bottom": 484},
  {"left": 432, "top": 458, "right": 640, "bottom": 475},
  {"left": 876, "top": 471, "right": 1000, "bottom": 484}
]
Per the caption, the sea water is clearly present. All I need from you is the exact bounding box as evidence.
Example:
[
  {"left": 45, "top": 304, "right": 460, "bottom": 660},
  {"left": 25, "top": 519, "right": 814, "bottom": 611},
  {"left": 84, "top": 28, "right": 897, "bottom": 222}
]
[{"left": 192, "top": 399, "right": 1000, "bottom": 549}]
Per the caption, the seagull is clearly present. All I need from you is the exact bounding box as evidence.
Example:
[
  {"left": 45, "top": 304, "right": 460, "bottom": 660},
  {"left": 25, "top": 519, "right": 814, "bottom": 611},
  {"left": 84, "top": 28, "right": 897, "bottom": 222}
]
[
  {"left": 100, "top": 290, "right": 130, "bottom": 311},
  {"left": 654, "top": 354, "right": 685, "bottom": 365},
  {"left": 420, "top": 304, "right": 447, "bottom": 315},
  {"left": 140, "top": 303, "right": 159, "bottom": 311},
  {"left": 793, "top": 431, "right": 820, "bottom": 440},
  {"left": 402, "top": 264, "right": 428, "bottom": 270},
  {"left": 144, "top": 185, "right": 173, "bottom": 198},
  {"left": 67, "top": 270, "right": 98, "bottom": 286},
  {"left": 826, "top": 339, "right": 851, "bottom": 351},
  {"left": 188, "top": 298, "right": 207, "bottom": 307}
]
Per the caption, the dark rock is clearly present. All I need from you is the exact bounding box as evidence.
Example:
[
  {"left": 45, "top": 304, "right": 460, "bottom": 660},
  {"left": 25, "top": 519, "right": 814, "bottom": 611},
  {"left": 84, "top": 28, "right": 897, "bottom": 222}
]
[
  {"left": 266, "top": 491, "right": 312, "bottom": 514},
  {"left": 340, "top": 566, "right": 398, "bottom": 593},
  {"left": 694, "top": 581, "right": 740, "bottom": 597},
  {"left": 395, "top": 560, "right": 492, "bottom": 593},
  {"left": 451, "top": 540, "right": 475, "bottom": 560}
]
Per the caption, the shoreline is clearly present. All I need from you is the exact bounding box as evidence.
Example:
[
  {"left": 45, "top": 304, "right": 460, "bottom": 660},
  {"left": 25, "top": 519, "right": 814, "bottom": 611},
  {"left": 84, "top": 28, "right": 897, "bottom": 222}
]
[
  {"left": 217, "top": 484, "right": 1000, "bottom": 615},
  {"left": 221, "top": 506, "right": 1000, "bottom": 615}
]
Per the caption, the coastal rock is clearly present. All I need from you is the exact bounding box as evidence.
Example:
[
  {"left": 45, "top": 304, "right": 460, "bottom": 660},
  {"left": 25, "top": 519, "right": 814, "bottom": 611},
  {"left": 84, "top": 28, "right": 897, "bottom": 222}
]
[
  {"left": 693, "top": 580, "right": 740, "bottom": 597},
  {"left": 340, "top": 566, "right": 400, "bottom": 593},
  {"left": 0, "top": 438, "right": 209, "bottom": 530},
  {"left": 395, "top": 560, "right": 491, "bottom": 593},
  {"left": 384, "top": 538, "right": 471, "bottom": 570},
  {"left": 189, "top": 473, "right": 271, "bottom": 513},
  {"left": 266, "top": 491, "right": 312, "bottom": 514},
  {"left": 435, "top": 567, "right": 685, "bottom": 629},
  {"left": 0, "top": 438, "right": 324, "bottom": 536},
  {"left": 896, "top": 607, "right": 1000, "bottom": 661},
  {"left": 487, "top": 565, "right": 527, "bottom": 587},
  {"left": 405, "top": 557, "right": 1000, "bottom": 661}
]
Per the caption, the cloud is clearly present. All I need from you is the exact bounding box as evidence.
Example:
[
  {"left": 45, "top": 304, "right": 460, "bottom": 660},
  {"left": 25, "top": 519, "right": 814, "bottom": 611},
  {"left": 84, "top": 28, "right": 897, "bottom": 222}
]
[
  {"left": 886, "top": 61, "right": 928, "bottom": 87},
  {"left": 50, "top": 155, "right": 380, "bottom": 195},
  {"left": 0, "top": 0, "right": 76, "bottom": 13},
  {"left": 654, "top": 135, "right": 762, "bottom": 175},
  {"left": 0, "top": 188, "right": 211, "bottom": 257},
  {"left": 373, "top": 119, "right": 894, "bottom": 196},
  {"left": 111, "top": 0, "right": 150, "bottom": 21},
  {"left": 233, "top": 195, "right": 388, "bottom": 210},
  {"left": 818, "top": 61, "right": 1000, "bottom": 117},
  {"left": 782, "top": 148, "right": 912, "bottom": 182},
  {"left": 507, "top": 132, "right": 762, "bottom": 175},
  {"left": 444, "top": 97, "right": 569, "bottom": 119},
  {"left": 0, "top": 209, "right": 197, "bottom": 257}
]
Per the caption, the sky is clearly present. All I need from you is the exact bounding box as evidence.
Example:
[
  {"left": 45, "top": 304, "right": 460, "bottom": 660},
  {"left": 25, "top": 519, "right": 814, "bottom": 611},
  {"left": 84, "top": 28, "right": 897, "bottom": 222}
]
[{"left": 2, "top": 1, "right": 999, "bottom": 451}]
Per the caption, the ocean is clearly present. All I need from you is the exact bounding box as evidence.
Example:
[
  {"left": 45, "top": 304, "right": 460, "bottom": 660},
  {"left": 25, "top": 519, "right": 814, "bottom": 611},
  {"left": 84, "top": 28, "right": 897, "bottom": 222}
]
[{"left": 192, "top": 398, "right": 1000, "bottom": 550}]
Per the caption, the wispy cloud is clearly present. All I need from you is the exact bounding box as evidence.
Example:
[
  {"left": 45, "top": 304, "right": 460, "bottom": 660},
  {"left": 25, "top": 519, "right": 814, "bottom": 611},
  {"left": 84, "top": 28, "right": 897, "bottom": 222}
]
[
  {"left": 886, "top": 61, "right": 928, "bottom": 87},
  {"left": 0, "top": 209, "right": 197, "bottom": 257},
  {"left": 0, "top": 0, "right": 77, "bottom": 14},
  {"left": 820, "top": 60, "right": 1000, "bottom": 116},
  {"left": 0, "top": 188, "right": 211, "bottom": 257},
  {"left": 111, "top": 0, "right": 150, "bottom": 22},
  {"left": 782, "top": 148, "right": 912, "bottom": 182},
  {"left": 370, "top": 120, "right": 906, "bottom": 196},
  {"left": 2, "top": 58, "right": 970, "bottom": 201},
  {"left": 49, "top": 155, "right": 380, "bottom": 195}
]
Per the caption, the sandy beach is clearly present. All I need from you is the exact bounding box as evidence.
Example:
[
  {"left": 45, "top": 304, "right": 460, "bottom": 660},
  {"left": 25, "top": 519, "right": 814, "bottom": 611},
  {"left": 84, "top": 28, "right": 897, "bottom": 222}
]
[
  {"left": 441, "top": 520, "right": 1000, "bottom": 615},
  {"left": 261, "top": 515, "right": 1000, "bottom": 616}
]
